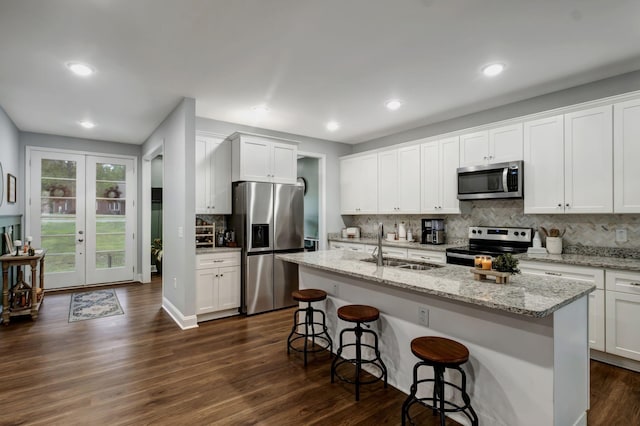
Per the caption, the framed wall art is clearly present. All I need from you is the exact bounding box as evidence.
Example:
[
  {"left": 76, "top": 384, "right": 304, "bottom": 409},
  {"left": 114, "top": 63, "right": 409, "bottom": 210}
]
[{"left": 7, "top": 173, "right": 16, "bottom": 204}]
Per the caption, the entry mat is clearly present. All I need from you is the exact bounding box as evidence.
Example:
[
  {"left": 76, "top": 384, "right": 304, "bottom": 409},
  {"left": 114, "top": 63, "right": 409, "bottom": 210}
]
[{"left": 68, "top": 289, "right": 125, "bottom": 322}]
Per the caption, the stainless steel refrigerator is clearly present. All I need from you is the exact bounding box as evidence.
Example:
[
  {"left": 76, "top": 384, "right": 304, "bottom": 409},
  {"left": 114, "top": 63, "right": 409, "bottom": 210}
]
[{"left": 231, "top": 181, "right": 304, "bottom": 315}]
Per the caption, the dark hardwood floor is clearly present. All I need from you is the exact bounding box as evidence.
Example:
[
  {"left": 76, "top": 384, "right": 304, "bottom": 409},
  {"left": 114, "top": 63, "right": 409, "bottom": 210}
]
[{"left": 0, "top": 277, "right": 638, "bottom": 425}]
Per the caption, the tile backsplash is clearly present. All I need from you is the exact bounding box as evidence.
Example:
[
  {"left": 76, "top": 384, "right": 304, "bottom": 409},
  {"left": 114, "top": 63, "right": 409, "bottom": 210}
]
[{"left": 342, "top": 199, "right": 640, "bottom": 248}]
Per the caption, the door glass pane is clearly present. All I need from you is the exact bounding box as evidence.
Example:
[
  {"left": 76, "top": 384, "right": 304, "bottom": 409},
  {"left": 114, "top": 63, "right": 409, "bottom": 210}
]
[
  {"left": 40, "top": 159, "right": 77, "bottom": 273},
  {"left": 95, "top": 163, "right": 126, "bottom": 269}
]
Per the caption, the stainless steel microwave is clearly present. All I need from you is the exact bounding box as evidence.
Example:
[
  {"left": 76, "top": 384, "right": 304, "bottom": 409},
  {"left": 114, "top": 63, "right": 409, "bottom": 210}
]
[{"left": 457, "top": 161, "right": 523, "bottom": 200}]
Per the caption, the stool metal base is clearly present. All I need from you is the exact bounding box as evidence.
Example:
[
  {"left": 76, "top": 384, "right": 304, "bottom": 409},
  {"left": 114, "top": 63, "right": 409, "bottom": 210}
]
[
  {"left": 331, "top": 322, "right": 388, "bottom": 401},
  {"left": 401, "top": 361, "right": 478, "bottom": 426},
  {"left": 287, "top": 302, "right": 332, "bottom": 366}
]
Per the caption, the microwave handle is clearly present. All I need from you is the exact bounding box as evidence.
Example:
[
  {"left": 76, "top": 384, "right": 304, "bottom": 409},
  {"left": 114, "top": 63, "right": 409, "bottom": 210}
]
[{"left": 502, "top": 167, "right": 509, "bottom": 192}]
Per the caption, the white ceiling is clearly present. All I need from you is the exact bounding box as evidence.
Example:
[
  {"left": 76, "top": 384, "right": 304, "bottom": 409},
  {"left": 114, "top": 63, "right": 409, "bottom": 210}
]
[{"left": 1, "top": 0, "right": 639, "bottom": 145}]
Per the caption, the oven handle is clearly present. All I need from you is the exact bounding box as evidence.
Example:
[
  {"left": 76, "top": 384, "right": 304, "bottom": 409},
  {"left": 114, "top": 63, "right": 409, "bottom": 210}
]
[{"left": 446, "top": 252, "right": 477, "bottom": 260}]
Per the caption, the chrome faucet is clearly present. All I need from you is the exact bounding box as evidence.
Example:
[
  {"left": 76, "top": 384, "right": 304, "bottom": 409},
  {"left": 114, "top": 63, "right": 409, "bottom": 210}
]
[{"left": 371, "top": 222, "right": 384, "bottom": 266}]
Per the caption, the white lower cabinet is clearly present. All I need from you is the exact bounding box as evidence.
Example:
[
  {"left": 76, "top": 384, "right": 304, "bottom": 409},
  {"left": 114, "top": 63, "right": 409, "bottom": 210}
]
[
  {"left": 329, "top": 241, "right": 365, "bottom": 252},
  {"left": 589, "top": 289, "right": 606, "bottom": 351},
  {"left": 364, "top": 245, "right": 407, "bottom": 259},
  {"left": 605, "top": 270, "right": 640, "bottom": 361},
  {"left": 196, "top": 252, "right": 241, "bottom": 319},
  {"left": 407, "top": 249, "right": 446, "bottom": 265},
  {"left": 520, "top": 261, "right": 605, "bottom": 351}
]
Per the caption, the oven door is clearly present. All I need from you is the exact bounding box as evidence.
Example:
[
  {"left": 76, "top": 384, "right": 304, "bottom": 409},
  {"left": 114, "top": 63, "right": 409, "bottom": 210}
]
[{"left": 445, "top": 250, "right": 477, "bottom": 266}]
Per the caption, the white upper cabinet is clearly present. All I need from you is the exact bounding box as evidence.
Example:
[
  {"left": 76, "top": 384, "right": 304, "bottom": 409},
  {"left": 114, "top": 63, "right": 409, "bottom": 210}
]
[
  {"left": 489, "top": 123, "right": 524, "bottom": 164},
  {"left": 564, "top": 106, "right": 613, "bottom": 213},
  {"left": 378, "top": 146, "right": 421, "bottom": 214},
  {"left": 195, "top": 134, "right": 231, "bottom": 214},
  {"left": 231, "top": 133, "right": 297, "bottom": 184},
  {"left": 340, "top": 153, "right": 378, "bottom": 214},
  {"left": 459, "top": 123, "right": 523, "bottom": 167},
  {"left": 459, "top": 130, "right": 488, "bottom": 166},
  {"left": 524, "top": 115, "right": 565, "bottom": 214},
  {"left": 524, "top": 106, "right": 613, "bottom": 214},
  {"left": 421, "top": 136, "right": 460, "bottom": 214},
  {"left": 614, "top": 98, "right": 640, "bottom": 213}
]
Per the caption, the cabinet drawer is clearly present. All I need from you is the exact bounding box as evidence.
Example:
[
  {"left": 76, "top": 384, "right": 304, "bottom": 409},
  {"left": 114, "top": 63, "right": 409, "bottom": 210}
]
[
  {"left": 196, "top": 252, "right": 240, "bottom": 269},
  {"left": 365, "top": 245, "right": 408, "bottom": 259},
  {"left": 330, "top": 241, "right": 365, "bottom": 252},
  {"left": 519, "top": 261, "right": 604, "bottom": 289},
  {"left": 605, "top": 270, "right": 640, "bottom": 295},
  {"left": 407, "top": 249, "right": 446, "bottom": 265}
]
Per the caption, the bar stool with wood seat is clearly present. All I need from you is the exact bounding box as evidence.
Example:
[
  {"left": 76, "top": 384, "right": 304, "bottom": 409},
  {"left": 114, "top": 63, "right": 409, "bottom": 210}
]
[
  {"left": 287, "top": 289, "right": 333, "bottom": 366},
  {"left": 331, "top": 304, "right": 388, "bottom": 401},
  {"left": 401, "top": 336, "right": 478, "bottom": 426}
]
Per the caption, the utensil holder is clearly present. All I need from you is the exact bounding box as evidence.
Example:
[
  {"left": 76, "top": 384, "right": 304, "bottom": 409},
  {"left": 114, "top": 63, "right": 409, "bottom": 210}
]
[{"left": 546, "top": 237, "right": 562, "bottom": 254}]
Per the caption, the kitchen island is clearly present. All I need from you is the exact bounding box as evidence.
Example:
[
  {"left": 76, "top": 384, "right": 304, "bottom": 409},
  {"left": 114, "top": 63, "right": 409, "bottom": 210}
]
[{"left": 278, "top": 250, "right": 595, "bottom": 426}]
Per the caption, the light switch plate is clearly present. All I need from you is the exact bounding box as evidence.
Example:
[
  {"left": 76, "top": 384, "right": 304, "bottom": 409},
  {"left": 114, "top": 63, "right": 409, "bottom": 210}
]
[{"left": 616, "top": 228, "right": 628, "bottom": 243}]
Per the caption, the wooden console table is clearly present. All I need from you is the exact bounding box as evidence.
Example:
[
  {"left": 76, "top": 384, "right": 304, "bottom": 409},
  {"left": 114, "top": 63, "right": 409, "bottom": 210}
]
[{"left": 1, "top": 250, "right": 46, "bottom": 325}]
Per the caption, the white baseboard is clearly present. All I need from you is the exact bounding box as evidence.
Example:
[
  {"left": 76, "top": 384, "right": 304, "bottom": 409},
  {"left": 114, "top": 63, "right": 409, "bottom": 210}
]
[
  {"left": 162, "top": 296, "right": 198, "bottom": 330},
  {"left": 573, "top": 411, "right": 587, "bottom": 426},
  {"left": 591, "top": 349, "right": 640, "bottom": 373},
  {"left": 197, "top": 308, "right": 240, "bottom": 323}
]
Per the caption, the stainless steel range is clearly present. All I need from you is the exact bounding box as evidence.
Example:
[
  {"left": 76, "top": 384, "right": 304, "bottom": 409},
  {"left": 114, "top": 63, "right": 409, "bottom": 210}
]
[{"left": 446, "top": 226, "right": 533, "bottom": 266}]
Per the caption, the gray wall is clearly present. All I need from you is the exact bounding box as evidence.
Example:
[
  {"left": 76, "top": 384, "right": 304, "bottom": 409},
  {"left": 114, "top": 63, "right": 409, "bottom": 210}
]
[
  {"left": 143, "top": 98, "right": 196, "bottom": 317},
  {"left": 0, "top": 105, "right": 20, "bottom": 217},
  {"left": 196, "top": 117, "right": 352, "bottom": 234},
  {"left": 354, "top": 69, "right": 640, "bottom": 153},
  {"left": 297, "top": 157, "right": 319, "bottom": 239}
]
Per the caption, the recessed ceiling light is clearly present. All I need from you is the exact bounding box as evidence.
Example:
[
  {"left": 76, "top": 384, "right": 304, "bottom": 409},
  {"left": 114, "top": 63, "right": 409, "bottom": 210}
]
[
  {"left": 385, "top": 99, "right": 402, "bottom": 111},
  {"left": 482, "top": 63, "right": 505, "bottom": 77},
  {"left": 66, "top": 62, "right": 95, "bottom": 77},
  {"left": 251, "top": 105, "right": 270, "bottom": 114},
  {"left": 79, "top": 120, "right": 95, "bottom": 129},
  {"left": 326, "top": 121, "right": 340, "bottom": 132}
]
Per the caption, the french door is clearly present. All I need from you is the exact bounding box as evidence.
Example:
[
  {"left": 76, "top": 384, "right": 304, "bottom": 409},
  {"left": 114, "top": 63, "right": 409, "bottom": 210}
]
[{"left": 28, "top": 149, "right": 136, "bottom": 289}]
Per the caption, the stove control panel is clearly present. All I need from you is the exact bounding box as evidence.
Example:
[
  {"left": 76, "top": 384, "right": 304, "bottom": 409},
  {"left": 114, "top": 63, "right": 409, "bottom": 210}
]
[{"left": 468, "top": 226, "right": 532, "bottom": 242}]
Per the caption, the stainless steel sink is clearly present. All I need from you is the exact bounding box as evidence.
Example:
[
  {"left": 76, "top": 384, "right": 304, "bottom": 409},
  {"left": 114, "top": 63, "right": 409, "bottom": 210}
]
[{"left": 360, "top": 257, "right": 443, "bottom": 271}]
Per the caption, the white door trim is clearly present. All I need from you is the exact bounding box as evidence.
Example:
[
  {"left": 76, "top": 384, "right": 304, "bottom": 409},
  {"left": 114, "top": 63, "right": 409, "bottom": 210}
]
[
  {"left": 297, "top": 150, "right": 327, "bottom": 250},
  {"left": 141, "top": 144, "right": 163, "bottom": 283},
  {"left": 25, "top": 146, "right": 138, "bottom": 285}
]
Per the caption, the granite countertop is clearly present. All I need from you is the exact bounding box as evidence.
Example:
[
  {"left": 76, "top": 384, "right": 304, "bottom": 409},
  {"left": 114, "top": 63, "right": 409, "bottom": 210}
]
[
  {"left": 277, "top": 250, "right": 595, "bottom": 318},
  {"left": 518, "top": 252, "right": 640, "bottom": 272},
  {"left": 328, "top": 236, "right": 462, "bottom": 252},
  {"left": 196, "top": 247, "right": 242, "bottom": 254}
]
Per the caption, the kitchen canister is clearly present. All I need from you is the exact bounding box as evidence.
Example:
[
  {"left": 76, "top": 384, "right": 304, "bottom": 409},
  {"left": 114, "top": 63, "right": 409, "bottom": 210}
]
[
  {"left": 546, "top": 237, "right": 563, "bottom": 254},
  {"left": 398, "top": 222, "right": 407, "bottom": 240}
]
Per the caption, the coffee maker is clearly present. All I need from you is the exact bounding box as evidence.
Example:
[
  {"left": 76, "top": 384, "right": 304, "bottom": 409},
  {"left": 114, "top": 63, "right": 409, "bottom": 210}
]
[{"left": 421, "top": 218, "right": 445, "bottom": 245}]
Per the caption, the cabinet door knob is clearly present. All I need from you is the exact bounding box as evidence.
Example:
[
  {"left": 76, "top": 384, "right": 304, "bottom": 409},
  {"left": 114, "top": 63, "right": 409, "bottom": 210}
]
[
  {"left": 629, "top": 282, "right": 640, "bottom": 286},
  {"left": 557, "top": 203, "right": 562, "bottom": 207},
  {"left": 566, "top": 203, "right": 570, "bottom": 207},
  {"left": 220, "top": 274, "right": 224, "bottom": 277}
]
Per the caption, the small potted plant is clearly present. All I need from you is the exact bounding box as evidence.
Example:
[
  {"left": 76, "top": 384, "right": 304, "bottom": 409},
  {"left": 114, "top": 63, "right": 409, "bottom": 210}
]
[
  {"left": 151, "top": 238, "right": 163, "bottom": 274},
  {"left": 492, "top": 253, "right": 520, "bottom": 274}
]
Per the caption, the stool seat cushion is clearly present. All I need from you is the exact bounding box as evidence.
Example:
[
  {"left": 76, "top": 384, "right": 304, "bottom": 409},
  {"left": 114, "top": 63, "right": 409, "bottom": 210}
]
[
  {"left": 292, "top": 289, "right": 327, "bottom": 302},
  {"left": 337, "top": 304, "right": 380, "bottom": 322},
  {"left": 411, "top": 336, "right": 469, "bottom": 365}
]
